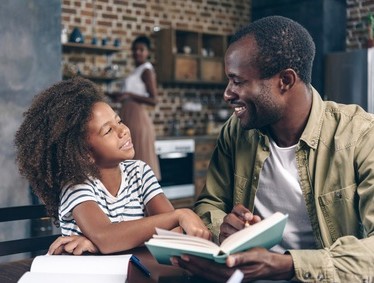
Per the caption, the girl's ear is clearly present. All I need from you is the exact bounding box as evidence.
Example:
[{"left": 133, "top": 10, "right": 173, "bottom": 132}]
[{"left": 87, "top": 152, "right": 95, "bottom": 164}]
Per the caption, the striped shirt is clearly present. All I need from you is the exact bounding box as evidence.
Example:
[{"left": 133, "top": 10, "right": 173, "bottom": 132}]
[{"left": 59, "top": 160, "right": 163, "bottom": 236}]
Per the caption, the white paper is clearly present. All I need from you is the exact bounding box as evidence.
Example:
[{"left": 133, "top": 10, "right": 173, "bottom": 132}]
[
  {"left": 30, "top": 254, "right": 131, "bottom": 274},
  {"left": 226, "top": 269, "right": 244, "bottom": 283},
  {"left": 18, "top": 272, "right": 125, "bottom": 283},
  {"left": 18, "top": 254, "right": 131, "bottom": 283}
]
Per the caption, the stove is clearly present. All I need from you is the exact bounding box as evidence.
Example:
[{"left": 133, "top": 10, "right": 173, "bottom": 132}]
[{"left": 155, "top": 139, "right": 195, "bottom": 200}]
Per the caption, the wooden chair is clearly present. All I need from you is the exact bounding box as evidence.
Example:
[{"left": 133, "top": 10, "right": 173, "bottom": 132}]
[{"left": 0, "top": 205, "right": 60, "bottom": 256}]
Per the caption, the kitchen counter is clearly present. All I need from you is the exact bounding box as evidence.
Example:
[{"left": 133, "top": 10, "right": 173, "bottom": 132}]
[{"left": 156, "top": 134, "right": 218, "bottom": 141}]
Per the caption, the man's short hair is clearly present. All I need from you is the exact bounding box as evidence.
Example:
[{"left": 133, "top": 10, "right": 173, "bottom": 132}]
[{"left": 230, "top": 16, "right": 315, "bottom": 84}]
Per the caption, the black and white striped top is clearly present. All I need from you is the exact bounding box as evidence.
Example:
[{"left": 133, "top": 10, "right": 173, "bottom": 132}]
[{"left": 59, "top": 160, "right": 163, "bottom": 236}]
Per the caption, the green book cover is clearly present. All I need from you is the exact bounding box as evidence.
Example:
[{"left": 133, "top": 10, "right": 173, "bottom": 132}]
[{"left": 145, "top": 212, "right": 288, "bottom": 264}]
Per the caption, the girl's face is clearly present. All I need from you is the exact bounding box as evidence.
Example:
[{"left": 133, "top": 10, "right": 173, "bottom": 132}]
[{"left": 86, "top": 102, "right": 135, "bottom": 168}]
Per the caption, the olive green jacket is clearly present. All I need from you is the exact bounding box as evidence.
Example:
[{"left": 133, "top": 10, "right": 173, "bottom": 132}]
[{"left": 194, "top": 88, "right": 374, "bottom": 282}]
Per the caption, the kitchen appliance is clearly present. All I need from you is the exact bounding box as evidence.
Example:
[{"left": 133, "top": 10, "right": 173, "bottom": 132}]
[
  {"left": 155, "top": 139, "right": 195, "bottom": 200},
  {"left": 324, "top": 48, "right": 374, "bottom": 112}
]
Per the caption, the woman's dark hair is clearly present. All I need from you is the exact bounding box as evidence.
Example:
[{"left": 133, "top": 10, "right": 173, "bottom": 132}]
[
  {"left": 14, "top": 77, "right": 104, "bottom": 223},
  {"left": 230, "top": 16, "right": 315, "bottom": 84},
  {"left": 131, "top": 35, "right": 151, "bottom": 50}
]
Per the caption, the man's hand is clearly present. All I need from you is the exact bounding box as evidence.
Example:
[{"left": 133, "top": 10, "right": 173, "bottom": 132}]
[
  {"left": 171, "top": 248, "right": 294, "bottom": 282},
  {"left": 219, "top": 204, "right": 261, "bottom": 244},
  {"left": 48, "top": 235, "right": 99, "bottom": 255}
]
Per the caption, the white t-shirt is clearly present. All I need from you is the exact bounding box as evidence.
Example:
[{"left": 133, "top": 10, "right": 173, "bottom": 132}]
[
  {"left": 59, "top": 160, "right": 163, "bottom": 236},
  {"left": 255, "top": 138, "right": 316, "bottom": 253},
  {"left": 121, "top": 62, "right": 153, "bottom": 97}
]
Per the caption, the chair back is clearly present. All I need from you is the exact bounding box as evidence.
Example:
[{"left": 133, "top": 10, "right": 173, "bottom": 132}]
[{"left": 0, "top": 205, "right": 59, "bottom": 256}]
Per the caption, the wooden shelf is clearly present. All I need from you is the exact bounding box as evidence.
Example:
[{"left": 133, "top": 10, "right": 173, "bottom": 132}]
[
  {"left": 62, "top": 42, "right": 123, "bottom": 93},
  {"left": 63, "top": 74, "right": 121, "bottom": 84},
  {"left": 62, "top": 42, "right": 122, "bottom": 55},
  {"left": 155, "top": 29, "right": 227, "bottom": 84}
]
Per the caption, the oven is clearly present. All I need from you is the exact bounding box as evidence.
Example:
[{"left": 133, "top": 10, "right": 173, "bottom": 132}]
[{"left": 155, "top": 139, "right": 195, "bottom": 199}]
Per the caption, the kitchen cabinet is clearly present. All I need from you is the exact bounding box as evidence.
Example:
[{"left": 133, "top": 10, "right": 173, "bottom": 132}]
[
  {"left": 194, "top": 136, "right": 217, "bottom": 200},
  {"left": 155, "top": 29, "right": 227, "bottom": 84},
  {"left": 62, "top": 42, "right": 122, "bottom": 91}
]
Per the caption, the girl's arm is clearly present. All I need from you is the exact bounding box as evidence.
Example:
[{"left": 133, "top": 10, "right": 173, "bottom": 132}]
[
  {"left": 72, "top": 194, "right": 210, "bottom": 254},
  {"left": 48, "top": 235, "right": 98, "bottom": 255},
  {"left": 145, "top": 192, "right": 174, "bottom": 215},
  {"left": 145, "top": 193, "right": 183, "bottom": 233}
]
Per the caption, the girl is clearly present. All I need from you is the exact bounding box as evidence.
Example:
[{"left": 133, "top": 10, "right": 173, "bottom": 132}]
[{"left": 15, "top": 77, "right": 210, "bottom": 255}]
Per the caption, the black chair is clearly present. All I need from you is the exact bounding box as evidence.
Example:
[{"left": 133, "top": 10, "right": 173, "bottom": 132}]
[{"left": 0, "top": 205, "right": 60, "bottom": 256}]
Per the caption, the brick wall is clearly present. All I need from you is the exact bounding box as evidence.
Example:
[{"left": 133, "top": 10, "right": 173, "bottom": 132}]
[
  {"left": 62, "top": 0, "right": 372, "bottom": 136},
  {"left": 61, "top": 0, "right": 251, "bottom": 136},
  {"left": 346, "top": 0, "right": 374, "bottom": 49}
]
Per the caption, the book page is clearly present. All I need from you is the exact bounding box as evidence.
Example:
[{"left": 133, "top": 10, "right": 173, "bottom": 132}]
[
  {"left": 146, "top": 213, "right": 287, "bottom": 265},
  {"left": 147, "top": 237, "right": 220, "bottom": 255},
  {"left": 220, "top": 212, "right": 287, "bottom": 253},
  {"left": 30, "top": 254, "right": 131, "bottom": 275},
  {"left": 18, "top": 272, "right": 125, "bottom": 283},
  {"left": 155, "top": 228, "right": 219, "bottom": 249}
]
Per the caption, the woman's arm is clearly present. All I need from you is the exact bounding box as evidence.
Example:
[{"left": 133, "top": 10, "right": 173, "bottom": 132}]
[
  {"left": 122, "top": 68, "right": 159, "bottom": 105},
  {"left": 107, "top": 68, "right": 158, "bottom": 106}
]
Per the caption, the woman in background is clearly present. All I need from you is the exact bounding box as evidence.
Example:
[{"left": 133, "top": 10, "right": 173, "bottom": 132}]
[{"left": 109, "top": 35, "right": 160, "bottom": 179}]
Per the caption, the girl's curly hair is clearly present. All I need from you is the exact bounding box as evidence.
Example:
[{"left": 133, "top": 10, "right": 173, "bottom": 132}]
[{"left": 15, "top": 77, "right": 105, "bottom": 223}]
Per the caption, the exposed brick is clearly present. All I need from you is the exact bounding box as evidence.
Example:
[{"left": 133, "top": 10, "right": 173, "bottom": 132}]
[
  {"left": 62, "top": 0, "right": 250, "bottom": 136},
  {"left": 62, "top": 7, "right": 76, "bottom": 14},
  {"left": 102, "top": 13, "right": 118, "bottom": 20},
  {"left": 133, "top": 3, "right": 147, "bottom": 9},
  {"left": 122, "top": 15, "right": 137, "bottom": 21},
  {"left": 97, "top": 20, "right": 113, "bottom": 27}
]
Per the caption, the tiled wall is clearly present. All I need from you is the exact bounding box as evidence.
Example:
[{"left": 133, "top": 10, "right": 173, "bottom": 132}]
[
  {"left": 346, "top": 0, "right": 374, "bottom": 49},
  {"left": 61, "top": 0, "right": 251, "bottom": 136}
]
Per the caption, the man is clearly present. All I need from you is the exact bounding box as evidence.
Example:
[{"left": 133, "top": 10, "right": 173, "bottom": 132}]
[{"left": 171, "top": 16, "right": 374, "bottom": 282}]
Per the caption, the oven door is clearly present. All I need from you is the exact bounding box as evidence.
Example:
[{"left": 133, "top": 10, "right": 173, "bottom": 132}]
[{"left": 158, "top": 152, "right": 194, "bottom": 199}]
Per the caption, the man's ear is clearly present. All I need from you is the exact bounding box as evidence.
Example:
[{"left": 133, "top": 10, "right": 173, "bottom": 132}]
[{"left": 279, "top": 69, "right": 297, "bottom": 93}]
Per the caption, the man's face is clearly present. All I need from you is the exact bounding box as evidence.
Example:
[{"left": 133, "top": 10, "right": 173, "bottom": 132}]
[{"left": 223, "top": 36, "right": 283, "bottom": 130}]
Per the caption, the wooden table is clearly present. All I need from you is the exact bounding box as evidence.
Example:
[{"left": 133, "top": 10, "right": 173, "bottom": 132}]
[{"left": 0, "top": 247, "right": 208, "bottom": 283}]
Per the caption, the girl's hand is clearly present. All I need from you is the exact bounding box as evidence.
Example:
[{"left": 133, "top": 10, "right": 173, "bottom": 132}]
[
  {"left": 48, "top": 235, "right": 99, "bottom": 255},
  {"left": 177, "top": 209, "right": 212, "bottom": 240}
]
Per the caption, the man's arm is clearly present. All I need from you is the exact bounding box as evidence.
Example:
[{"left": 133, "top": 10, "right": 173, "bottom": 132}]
[
  {"left": 288, "top": 236, "right": 374, "bottom": 282},
  {"left": 289, "top": 123, "right": 374, "bottom": 282},
  {"left": 194, "top": 118, "right": 237, "bottom": 242}
]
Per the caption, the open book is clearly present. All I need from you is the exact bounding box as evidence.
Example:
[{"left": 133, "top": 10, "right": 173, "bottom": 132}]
[
  {"left": 18, "top": 254, "right": 131, "bottom": 283},
  {"left": 145, "top": 212, "right": 288, "bottom": 264}
]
